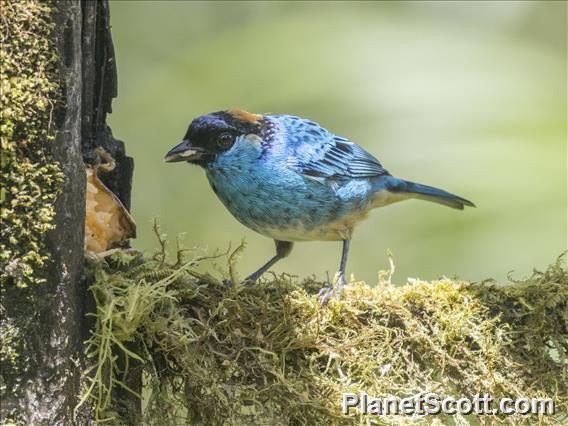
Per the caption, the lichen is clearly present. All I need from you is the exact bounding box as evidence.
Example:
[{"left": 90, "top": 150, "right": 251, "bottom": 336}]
[
  {"left": 80, "top": 225, "right": 567, "bottom": 425},
  {"left": 0, "top": 313, "right": 21, "bottom": 393},
  {"left": 0, "top": 0, "right": 64, "bottom": 288}
]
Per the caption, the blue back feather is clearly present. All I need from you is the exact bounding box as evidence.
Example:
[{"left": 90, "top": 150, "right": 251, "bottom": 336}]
[{"left": 270, "top": 115, "right": 389, "bottom": 180}]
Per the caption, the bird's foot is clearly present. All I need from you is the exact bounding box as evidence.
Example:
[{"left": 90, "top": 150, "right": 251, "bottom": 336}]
[
  {"left": 317, "top": 273, "right": 346, "bottom": 305},
  {"left": 317, "top": 286, "right": 335, "bottom": 305}
]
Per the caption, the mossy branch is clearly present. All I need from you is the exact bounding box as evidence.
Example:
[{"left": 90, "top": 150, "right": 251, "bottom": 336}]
[{"left": 80, "top": 227, "right": 567, "bottom": 425}]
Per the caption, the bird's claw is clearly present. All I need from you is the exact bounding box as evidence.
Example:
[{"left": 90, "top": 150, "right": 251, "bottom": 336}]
[
  {"left": 317, "top": 274, "right": 346, "bottom": 305},
  {"left": 317, "top": 285, "right": 335, "bottom": 305}
]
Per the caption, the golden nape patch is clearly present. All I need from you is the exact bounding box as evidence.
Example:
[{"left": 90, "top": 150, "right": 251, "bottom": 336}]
[
  {"left": 226, "top": 109, "right": 262, "bottom": 124},
  {"left": 85, "top": 166, "right": 135, "bottom": 254}
]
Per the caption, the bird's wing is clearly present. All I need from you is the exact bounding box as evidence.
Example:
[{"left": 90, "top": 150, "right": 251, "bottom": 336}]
[{"left": 285, "top": 121, "right": 389, "bottom": 181}]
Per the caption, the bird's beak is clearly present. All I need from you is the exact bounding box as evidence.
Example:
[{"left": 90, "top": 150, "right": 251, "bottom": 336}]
[{"left": 164, "top": 140, "right": 205, "bottom": 163}]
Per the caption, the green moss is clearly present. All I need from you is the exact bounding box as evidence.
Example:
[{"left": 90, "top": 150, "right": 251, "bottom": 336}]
[
  {"left": 0, "top": 3, "right": 63, "bottom": 420},
  {"left": 80, "top": 226, "right": 567, "bottom": 425},
  {"left": 0, "top": 0, "right": 64, "bottom": 288}
]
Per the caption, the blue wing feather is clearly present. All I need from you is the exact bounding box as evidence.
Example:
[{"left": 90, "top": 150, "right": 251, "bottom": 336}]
[{"left": 275, "top": 116, "right": 389, "bottom": 180}]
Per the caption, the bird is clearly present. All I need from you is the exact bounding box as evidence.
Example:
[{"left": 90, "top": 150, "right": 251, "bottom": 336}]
[{"left": 165, "top": 109, "right": 475, "bottom": 300}]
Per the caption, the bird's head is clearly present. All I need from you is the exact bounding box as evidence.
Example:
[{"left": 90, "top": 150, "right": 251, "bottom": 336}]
[{"left": 165, "top": 109, "right": 266, "bottom": 167}]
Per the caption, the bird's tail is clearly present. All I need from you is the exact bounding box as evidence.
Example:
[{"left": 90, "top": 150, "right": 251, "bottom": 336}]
[{"left": 387, "top": 178, "right": 475, "bottom": 210}]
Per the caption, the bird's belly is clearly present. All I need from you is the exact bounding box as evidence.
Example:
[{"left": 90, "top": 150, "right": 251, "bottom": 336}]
[{"left": 257, "top": 208, "right": 371, "bottom": 241}]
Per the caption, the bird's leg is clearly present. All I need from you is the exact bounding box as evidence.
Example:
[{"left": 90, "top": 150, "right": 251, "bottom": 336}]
[
  {"left": 244, "top": 240, "right": 294, "bottom": 283},
  {"left": 336, "top": 239, "right": 350, "bottom": 294},
  {"left": 319, "top": 239, "right": 350, "bottom": 304}
]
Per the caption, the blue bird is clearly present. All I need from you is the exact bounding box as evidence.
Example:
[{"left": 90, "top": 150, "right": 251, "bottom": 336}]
[{"left": 165, "top": 109, "right": 474, "bottom": 299}]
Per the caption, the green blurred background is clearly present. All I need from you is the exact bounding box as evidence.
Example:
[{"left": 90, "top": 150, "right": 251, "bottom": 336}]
[{"left": 108, "top": 1, "right": 566, "bottom": 285}]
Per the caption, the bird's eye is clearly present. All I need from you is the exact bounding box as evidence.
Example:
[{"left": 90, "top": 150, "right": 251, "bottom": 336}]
[{"left": 217, "top": 133, "right": 234, "bottom": 149}]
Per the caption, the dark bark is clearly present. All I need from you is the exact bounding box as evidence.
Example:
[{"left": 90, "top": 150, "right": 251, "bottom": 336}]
[
  {"left": 80, "top": 2, "right": 140, "bottom": 421},
  {"left": 81, "top": 0, "right": 134, "bottom": 211},
  {"left": 0, "top": 1, "right": 134, "bottom": 423}
]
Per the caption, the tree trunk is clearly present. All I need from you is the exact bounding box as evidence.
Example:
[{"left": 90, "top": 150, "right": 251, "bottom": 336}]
[{"left": 0, "top": 1, "right": 133, "bottom": 423}]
